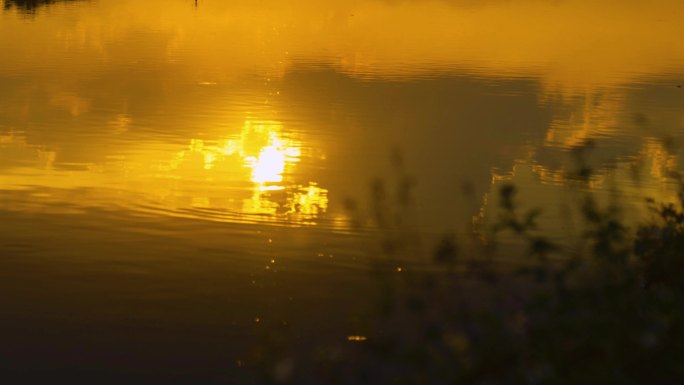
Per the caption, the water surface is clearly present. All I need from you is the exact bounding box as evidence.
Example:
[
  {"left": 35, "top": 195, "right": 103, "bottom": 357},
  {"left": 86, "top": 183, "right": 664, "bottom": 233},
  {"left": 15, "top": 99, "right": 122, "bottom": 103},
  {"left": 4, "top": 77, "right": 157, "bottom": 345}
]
[{"left": 1, "top": 0, "right": 684, "bottom": 380}]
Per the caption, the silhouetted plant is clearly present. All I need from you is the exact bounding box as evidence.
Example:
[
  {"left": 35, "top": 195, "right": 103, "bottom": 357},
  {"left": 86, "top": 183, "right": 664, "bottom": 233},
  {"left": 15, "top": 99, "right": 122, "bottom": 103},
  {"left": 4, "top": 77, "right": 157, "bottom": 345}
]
[{"left": 252, "top": 147, "right": 684, "bottom": 384}]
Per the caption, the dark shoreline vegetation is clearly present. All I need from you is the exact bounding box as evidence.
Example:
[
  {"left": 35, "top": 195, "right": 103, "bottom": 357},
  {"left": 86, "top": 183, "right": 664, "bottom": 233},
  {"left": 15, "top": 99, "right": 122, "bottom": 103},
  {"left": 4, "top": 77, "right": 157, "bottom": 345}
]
[
  {"left": 3, "top": 0, "right": 79, "bottom": 13},
  {"left": 249, "top": 146, "right": 684, "bottom": 384}
]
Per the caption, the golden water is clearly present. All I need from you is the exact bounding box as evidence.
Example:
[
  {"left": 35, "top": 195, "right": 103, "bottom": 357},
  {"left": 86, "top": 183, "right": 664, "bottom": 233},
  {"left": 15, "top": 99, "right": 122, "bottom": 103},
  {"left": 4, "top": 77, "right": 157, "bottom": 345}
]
[{"left": 1, "top": 0, "right": 683, "bottom": 379}]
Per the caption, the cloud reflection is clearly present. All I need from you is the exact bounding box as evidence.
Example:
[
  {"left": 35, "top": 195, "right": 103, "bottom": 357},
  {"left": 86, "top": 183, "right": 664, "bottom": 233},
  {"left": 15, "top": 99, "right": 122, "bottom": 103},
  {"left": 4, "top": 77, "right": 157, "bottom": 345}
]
[{"left": 0, "top": 0, "right": 682, "bottom": 233}]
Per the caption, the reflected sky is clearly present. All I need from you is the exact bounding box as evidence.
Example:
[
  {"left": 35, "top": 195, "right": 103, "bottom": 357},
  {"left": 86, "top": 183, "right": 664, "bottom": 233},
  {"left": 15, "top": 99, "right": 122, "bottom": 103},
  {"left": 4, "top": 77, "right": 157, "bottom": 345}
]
[
  {"left": 0, "top": 117, "right": 329, "bottom": 225},
  {"left": 2, "top": 0, "right": 683, "bottom": 87},
  {"left": 0, "top": 0, "right": 683, "bottom": 233}
]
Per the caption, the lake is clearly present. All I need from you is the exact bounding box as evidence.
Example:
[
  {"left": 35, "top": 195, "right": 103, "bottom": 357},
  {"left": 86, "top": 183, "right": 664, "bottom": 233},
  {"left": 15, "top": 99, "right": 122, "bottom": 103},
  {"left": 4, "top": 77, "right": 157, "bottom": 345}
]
[{"left": 1, "top": 0, "right": 683, "bottom": 381}]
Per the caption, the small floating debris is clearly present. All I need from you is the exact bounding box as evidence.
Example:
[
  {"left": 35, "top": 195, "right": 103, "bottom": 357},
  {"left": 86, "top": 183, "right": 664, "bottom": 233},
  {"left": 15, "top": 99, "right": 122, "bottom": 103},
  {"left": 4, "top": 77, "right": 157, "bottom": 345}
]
[{"left": 347, "top": 335, "right": 367, "bottom": 342}]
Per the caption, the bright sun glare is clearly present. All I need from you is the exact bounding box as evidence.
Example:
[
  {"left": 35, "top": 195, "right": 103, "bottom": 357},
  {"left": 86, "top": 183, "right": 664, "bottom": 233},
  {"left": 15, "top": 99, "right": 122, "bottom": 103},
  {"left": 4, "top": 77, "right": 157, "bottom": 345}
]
[{"left": 165, "top": 119, "right": 327, "bottom": 221}]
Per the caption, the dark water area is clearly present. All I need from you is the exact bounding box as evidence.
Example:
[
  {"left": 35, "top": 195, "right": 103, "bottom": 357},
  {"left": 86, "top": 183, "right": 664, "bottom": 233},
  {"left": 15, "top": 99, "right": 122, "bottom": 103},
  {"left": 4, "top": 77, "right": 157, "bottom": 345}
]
[
  {"left": 1, "top": 0, "right": 684, "bottom": 381},
  {"left": 0, "top": 208, "right": 374, "bottom": 382}
]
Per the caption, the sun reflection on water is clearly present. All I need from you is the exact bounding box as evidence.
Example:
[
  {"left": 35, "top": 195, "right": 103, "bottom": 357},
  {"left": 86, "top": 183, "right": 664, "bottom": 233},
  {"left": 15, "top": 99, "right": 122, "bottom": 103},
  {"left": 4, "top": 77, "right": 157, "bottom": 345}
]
[
  {"left": 241, "top": 122, "right": 302, "bottom": 187},
  {"left": 168, "top": 119, "right": 328, "bottom": 223},
  {"left": 0, "top": 119, "right": 330, "bottom": 226}
]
